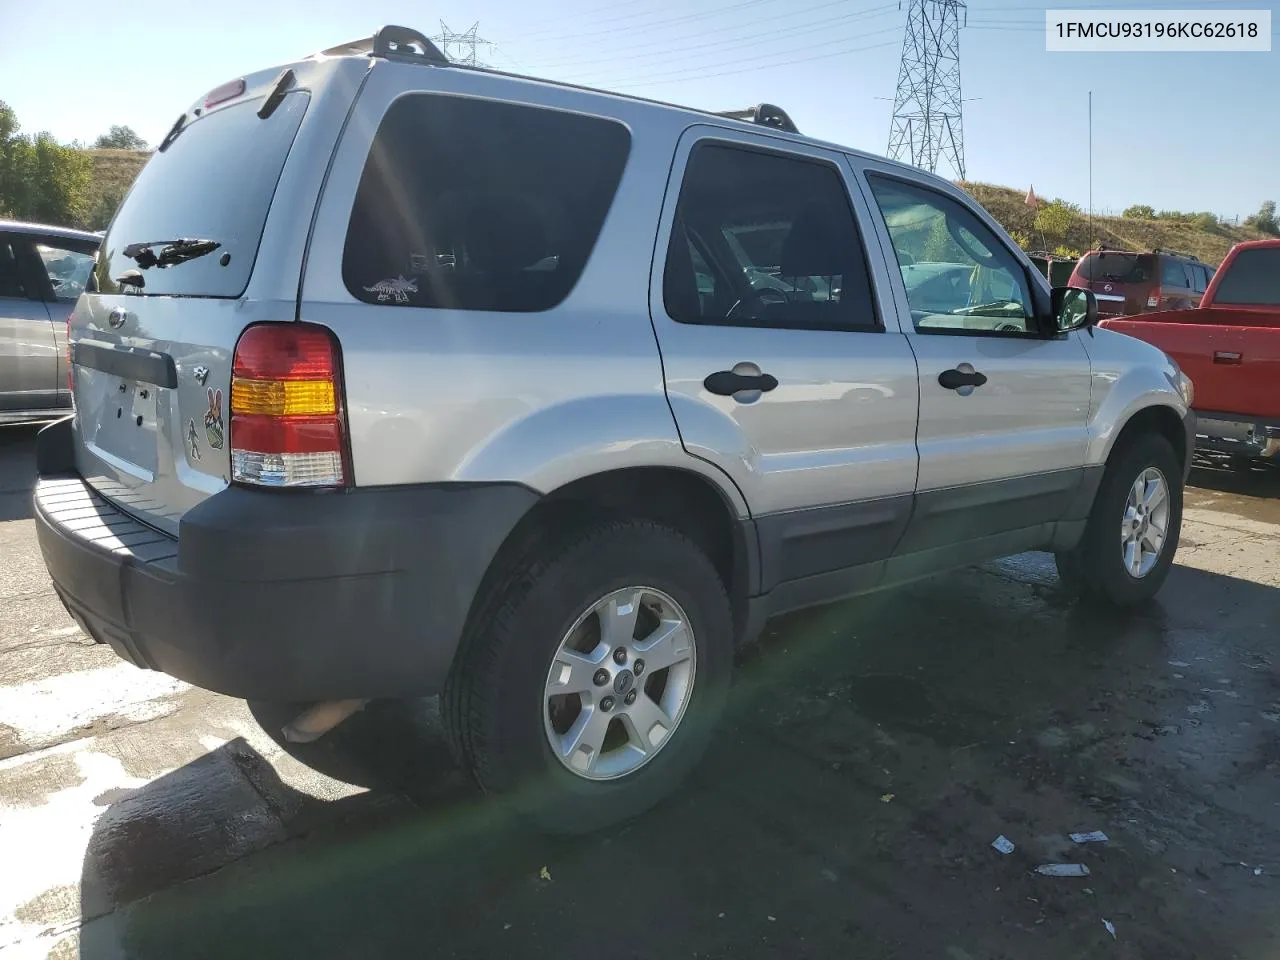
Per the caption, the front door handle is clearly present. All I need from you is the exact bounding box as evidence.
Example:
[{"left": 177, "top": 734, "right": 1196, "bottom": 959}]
[
  {"left": 704, "top": 369, "right": 779, "bottom": 397},
  {"left": 938, "top": 366, "right": 988, "bottom": 390}
]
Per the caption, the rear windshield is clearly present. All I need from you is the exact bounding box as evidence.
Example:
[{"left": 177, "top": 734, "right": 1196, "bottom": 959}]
[
  {"left": 1077, "top": 252, "right": 1153, "bottom": 284},
  {"left": 95, "top": 91, "right": 309, "bottom": 298},
  {"left": 1213, "top": 248, "right": 1280, "bottom": 306},
  {"left": 342, "top": 94, "right": 631, "bottom": 312}
]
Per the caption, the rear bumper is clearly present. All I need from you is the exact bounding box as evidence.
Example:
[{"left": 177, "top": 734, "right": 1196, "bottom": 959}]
[
  {"left": 1193, "top": 410, "right": 1280, "bottom": 463},
  {"left": 33, "top": 418, "right": 537, "bottom": 701}
]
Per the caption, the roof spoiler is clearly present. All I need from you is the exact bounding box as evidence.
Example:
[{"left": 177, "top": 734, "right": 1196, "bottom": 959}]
[{"left": 317, "top": 25, "right": 449, "bottom": 66}]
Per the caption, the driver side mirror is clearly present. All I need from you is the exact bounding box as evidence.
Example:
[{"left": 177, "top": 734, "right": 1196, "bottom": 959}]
[{"left": 1052, "top": 286, "right": 1098, "bottom": 333}]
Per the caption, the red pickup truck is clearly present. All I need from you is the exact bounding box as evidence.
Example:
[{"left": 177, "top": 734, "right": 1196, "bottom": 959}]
[{"left": 1099, "top": 239, "right": 1280, "bottom": 467}]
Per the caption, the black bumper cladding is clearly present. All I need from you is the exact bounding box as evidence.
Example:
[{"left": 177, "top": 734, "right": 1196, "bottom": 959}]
[{"left": 33, "top": 420, "right": 537, "bottom": 701}]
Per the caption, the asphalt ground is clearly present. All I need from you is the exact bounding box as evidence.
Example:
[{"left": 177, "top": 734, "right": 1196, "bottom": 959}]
[{"left": 2, "top": 423, "right": 1278, "bottom": 959}]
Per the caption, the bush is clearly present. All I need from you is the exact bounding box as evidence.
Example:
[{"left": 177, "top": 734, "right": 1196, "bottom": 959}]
[
  {"left": 1033, "top": 200, "right": 1076, "bottom": 241},
  {"left": 1156, "top": 210, "right": 1188, "bottom": 221},
  {"left": 0, "top": 102, "right": 91, "bottom": 227},
  {"left": 1123, "top": 204, "right": 1155, "bottom": 219},
  {"left": 1246, "top": 200, "right": 1278, "bottom": 235},
  {"left": 1008, "top": 229, "right": 1032, "bottom": 250},
  {"left": 1053, "top": 245, "right": 1080, "bottom": 259},
  {"left": 1190, "top": 212, "right": 1218, "bottom": 229}
]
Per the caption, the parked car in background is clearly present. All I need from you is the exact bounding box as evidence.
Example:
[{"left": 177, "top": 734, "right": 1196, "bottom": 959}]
[
  {"left": 1069, "top": 248, "right": 1213, "bottom": 321},
  {"left": 1027, "top": 252, "right": 1076, "bottom": 288},
  {"left": 1099, "top": 239, "right": 1280, "bottom": 468},
  {"left": 1, "top": 221, "right": 100, "bottom": 423}
]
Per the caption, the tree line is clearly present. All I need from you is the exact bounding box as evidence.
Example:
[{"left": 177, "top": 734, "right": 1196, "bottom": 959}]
[{"left": 0, "top": 100, "right": 147, "bottom": 231}]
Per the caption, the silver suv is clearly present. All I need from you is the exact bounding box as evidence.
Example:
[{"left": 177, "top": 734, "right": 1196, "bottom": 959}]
[{"left": 35, "top": 27, "right": 1195, "bottom": 832}]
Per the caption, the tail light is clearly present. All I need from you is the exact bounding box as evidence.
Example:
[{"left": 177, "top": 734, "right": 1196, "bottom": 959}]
[
  {"left": 229, "top": 323, "right": 350, "bottom": 488},
  {"left": 1146, "top": 288, "right": 1161, "bottom": 309}
]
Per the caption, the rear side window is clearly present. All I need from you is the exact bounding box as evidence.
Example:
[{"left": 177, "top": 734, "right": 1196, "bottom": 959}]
[
  {"left": 663, "top": 143, "right": 879, "bottom": 331},
  {"left": 0, "top": 240, "right": 29, "bottom": 299},
  {"left": 37, "top": 241, "right": 97, "bottom": 302},
  {"left": 1078, "top": 252, "right": 1151, "bottom": 283},
  {"left": 1161, "top": 257, "right": 1190, "bottom": 287},
  {"left": 95, "top": 92, "right": 309, "bottom": 298},
  {"left": 1213, "top": 247, "right": 1280, "bottom": 305},
  {"left": 343, "top": 95, "right": 630, "bottom": 313}
]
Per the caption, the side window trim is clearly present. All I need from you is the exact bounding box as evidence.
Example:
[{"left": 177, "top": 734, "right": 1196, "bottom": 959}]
[
  {"left": 859, "top": 167, "right": 1050, "bottom": 340},
  {"left": 653, "top": 128, "right": 890, "bottom": 335}
]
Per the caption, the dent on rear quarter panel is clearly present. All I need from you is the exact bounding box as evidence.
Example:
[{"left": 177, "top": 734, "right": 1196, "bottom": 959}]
[{"left": 1080, "top": 326, "right": 1188, "bottom": 465}]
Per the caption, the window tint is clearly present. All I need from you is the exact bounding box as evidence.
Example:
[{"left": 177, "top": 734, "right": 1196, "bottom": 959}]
[
  {"left": 37, "top": 242, "right": 97, "bottom": 302},
  {"left": 663, "top": 143, "right": 878, "bottom": 330},
  {"left": 1160, "top": 257, "right": 1189, "bottom": 288},
  {"left": 1212, "top": 247, "right": 1280, "bottom": 305},
  {"left": 0, "top": 240, "right": 28, "bottom": 299},
  {"left": 867, "top": 176, "right": 1034, "bottom": 334},
  {"left": 343, "top": 96, "right": 630, "bottom": 313},
  {"left": 96, "top": 93, "right": 309, "bottom": 298},
  {"left": 1078, "top": 252, "right": 1151, "bottom": 283}
]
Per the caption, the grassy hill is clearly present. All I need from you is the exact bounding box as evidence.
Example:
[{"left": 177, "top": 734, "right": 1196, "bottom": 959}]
[
  {"left": 82, "top": 150, "right": 1263, "bottom": 266},
  {"left": 960, "top": 182, "right": 1265, "bottom": 266},
  {"left": 85, "top": 148, "right": 149, "bottom": 229}
]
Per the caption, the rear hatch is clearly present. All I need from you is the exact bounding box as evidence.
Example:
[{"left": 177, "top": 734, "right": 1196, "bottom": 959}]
[
  {"left": 72, "top": 62, "right": 343, "bottom": 535},
  {"left": 1074, "top": 252, "right": 1156, "bottom": 317}
]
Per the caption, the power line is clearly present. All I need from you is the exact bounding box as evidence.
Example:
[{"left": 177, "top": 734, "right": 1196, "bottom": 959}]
[
  {"left": 605, "top": 35, "right": 902, "bottom": 88},
  {"left": 542, "top": 6, "right": 899, "bottom": 77},
  {"left": 507, "top": 0, "right": 783, "bottom": 46},
  {"left": 888, "top": 0, "right": 967, "bottom": 180},
  {"left": 570, "top": 23, "right": 903, "bottom": 87},
  {"left": 518, "top": 0, "right": 896, "bottom": 70}
]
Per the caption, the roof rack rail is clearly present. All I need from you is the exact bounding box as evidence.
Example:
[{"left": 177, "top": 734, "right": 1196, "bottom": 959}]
[
  {"left": 714, "top": 103, "right": 799, "bottom": 134},
  {"left": 372, "top": 25, "right": 450, "bottom": 65},
  {"left": 1153, "top": 247, "right": 1199, "bottom": 262},
  {"left": 316, "top": 26, "right": 450, "bottom": 65}
]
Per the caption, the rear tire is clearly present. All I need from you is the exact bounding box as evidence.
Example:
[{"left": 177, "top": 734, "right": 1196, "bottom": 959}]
[
  {"left": 442, "top": 520, "right": 733, "bottom": 835},
  {"left": 1055, "top": 433, "right": 1183, "bottom": 607}
]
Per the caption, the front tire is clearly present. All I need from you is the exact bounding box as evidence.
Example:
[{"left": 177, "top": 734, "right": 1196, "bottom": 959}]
[
  {"left": 443, "top": 520, "right": 733, "bottom": 834},
  {"left": 1055, "top": 433, "right": 1183, "bottom": 607}
]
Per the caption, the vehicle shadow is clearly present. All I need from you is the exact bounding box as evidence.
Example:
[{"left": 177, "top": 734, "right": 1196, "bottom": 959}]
[
  {"left": 76, "top": 557, "right": 1279, "bottom": 960},
  {"left": 0, "top": 425, "right": 39, "bottom": 521},
  {"left": 1189, "top": 459, "right": 1280, "bottom": 499}
]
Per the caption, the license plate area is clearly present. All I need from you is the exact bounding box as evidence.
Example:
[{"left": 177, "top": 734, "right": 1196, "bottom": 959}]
[{"left": 85, "top": 374, "right": 160, "bottom": 478}]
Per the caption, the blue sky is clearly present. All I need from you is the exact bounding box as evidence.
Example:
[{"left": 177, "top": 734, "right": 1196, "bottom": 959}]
[{"left": 0, "top": 0, "right": 1274, "bottom": 218}]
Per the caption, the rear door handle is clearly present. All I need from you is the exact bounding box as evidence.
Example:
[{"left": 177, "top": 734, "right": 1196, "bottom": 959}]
[
  {"left": 704, "top": 369, "right": 779, "bottom": 397},
  {"left": 938, "top": 367, "right": 988, "bottom": 390},
  {"left": 1213, "top": 351, "right": 1242, "bottom": 365}
]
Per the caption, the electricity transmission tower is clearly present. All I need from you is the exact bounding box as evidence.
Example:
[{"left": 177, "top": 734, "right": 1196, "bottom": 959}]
[
  {"left": 431, "top": 21, "right": 490, "bottom": 67},
  {"left": 887, "top": 0, "right": 967, "bottom": 180}
]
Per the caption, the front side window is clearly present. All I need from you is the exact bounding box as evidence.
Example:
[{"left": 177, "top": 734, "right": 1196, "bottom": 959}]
[
  {"left": 867, "top": 176, "right": 1035, "bottom": 334},
  {"left": 343, "top": 95, "right": 630, "bottom": 313},
  {"left": 37, "top": 242, "right": 97, "bottom": 302},
  {"left": 663, "top": 143, "right": 879, "bottom": 330}
]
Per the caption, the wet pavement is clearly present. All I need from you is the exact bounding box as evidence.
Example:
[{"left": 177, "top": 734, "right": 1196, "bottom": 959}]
[{"left": 2, "top": 423, "right": 1279, "bottom": 959}]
